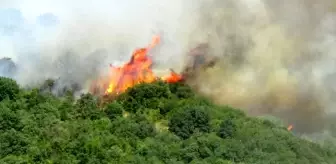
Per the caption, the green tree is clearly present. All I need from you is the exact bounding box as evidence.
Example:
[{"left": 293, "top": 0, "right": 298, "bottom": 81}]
[
  {"left": 0, "top": 129, "right": 28, "bottom": 157},
  {"left": 217, "top": 119, "right": 236, "bottom": 139},
  {"left": 0, "top": 77, "right": 20, "bottom": 101},
  {"left": 0, "top": 101, "right": 22, "bottom": 131},
  {"left": 168, "top": 82, "right": 194, "bottom": 99},
  {"left": 104, "top": 101, "right": 123, "bottom": 120},
  {"left": 75, "top": 93, "right": 103, "bottom": 120},
  {"left": 168, "top": 106, "right": 210, "bottom": 139},
  {"left": 112, "top": 116, "right": 155, "bottom": 140},
  {"left": 118, "top": 82, "right": 171, "bottom": 112}
]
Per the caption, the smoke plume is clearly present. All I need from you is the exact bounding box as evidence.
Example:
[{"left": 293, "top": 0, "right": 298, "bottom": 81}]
[{"left": 187, "top": 0, "right": 336, "bottom": 136}]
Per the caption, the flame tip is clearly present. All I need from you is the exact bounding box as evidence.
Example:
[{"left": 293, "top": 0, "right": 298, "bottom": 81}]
[{"left": 90, "top": 36, "right": 183, "bottom": 96}]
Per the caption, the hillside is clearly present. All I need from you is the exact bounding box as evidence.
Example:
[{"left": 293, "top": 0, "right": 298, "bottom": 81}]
[{"left": 0, "top": 77, "right": 335, "bottom": 164}]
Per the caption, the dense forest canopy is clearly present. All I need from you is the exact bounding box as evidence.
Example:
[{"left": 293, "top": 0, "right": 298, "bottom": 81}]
[{"left": 0, "top": 76, "right": 335, "bottom": 164}]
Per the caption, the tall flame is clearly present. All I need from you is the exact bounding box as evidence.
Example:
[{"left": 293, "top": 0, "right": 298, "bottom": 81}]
[{"left": 102, "top": 35, "right": 183, "bottom": 95}]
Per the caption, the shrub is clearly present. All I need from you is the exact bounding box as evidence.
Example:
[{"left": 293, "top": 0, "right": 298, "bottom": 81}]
[
  {"left": 168, "top": 82, "right": 194, "bottom": 99},
  {"left": 112, "top": 117, "right": 155, "bottom": 139},
  {"left": 0, "top": 103, "right": 22, "bottom": 131},
  {"left": 217, "top": 119, "right": 236, "bottom": 139},
  {"left": 118, "top": 81, "right": 171, "bottom": 112},
  {"left": 104, "top": 101, "right": 123, "bottom": 120},
  {"left": 75, "top": 93, "right": 103, "bottom": 120},
  {"left": 0, "top": 77, "right": 20, "bottom": 101},
  {"left": 169, "top": 106, "right": 210, "bottom": 139}
]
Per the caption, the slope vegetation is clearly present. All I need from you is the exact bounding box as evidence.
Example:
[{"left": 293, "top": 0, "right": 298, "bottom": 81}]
[{"left": 0, "top": 77, "right": 335, "bottom": 164}]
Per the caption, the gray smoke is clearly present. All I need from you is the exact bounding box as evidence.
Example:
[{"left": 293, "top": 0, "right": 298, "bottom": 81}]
[
  {"left": 0, "top": 1, "right": 190, "bottom": 92},
  {"left": 184, "top": 0, "right": 336, "bottom": 139},
  {"left": 0, "top": 57, "right": 16, "bottom": 77}
]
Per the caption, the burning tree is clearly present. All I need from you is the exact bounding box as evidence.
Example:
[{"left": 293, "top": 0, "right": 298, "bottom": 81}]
[{"left": 90, "top": 35, "right": 218, "bottom": 97}]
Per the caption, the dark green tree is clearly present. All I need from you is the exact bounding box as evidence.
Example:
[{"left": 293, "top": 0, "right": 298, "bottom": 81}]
[
  {"left": 217, "top": 119, "right": 236, "bottom": 139},
  {"left": 168, "top": 82, "right": 194, "bottom": 99},
  {"left": 104, "top": 101, "right": 123, "bottom": 120},
  {"left": 168, "top": 106, "right": 210, "bottom": 139},
  {"left": 0, "top": 77, "right": 20, "bottom": 101},
  {"left": 118, "top": 81, "right": 171, "bottom": 112},
  {"left": 0, "top": 102, "right": 22, "bottom": 131},
  {"left": 0, "top": 129, "right": 28, "bottom": 157},
  {"left": 75, "top": 93, "right": 103, "bottom": 120},
  {"left": 111, "top": 117, "right": 155, "bottom": 141}
]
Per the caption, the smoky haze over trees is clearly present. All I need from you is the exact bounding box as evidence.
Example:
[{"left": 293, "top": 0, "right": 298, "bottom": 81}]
[{"left": 2, "top": 0, "right": 336, "bottom": 157}]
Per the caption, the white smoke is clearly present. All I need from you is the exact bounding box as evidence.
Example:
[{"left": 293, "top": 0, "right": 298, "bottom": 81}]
[{"left": 0, "top": 0, "right": 192, "bottom": 90}]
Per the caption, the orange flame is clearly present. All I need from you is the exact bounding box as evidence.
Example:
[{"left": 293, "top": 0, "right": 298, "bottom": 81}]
[
  {"left": 161, "top": 69, "right": 183, "bottom": 83},
  {"left": 100, "top": 35, "right": 183, "bottom": 95}
]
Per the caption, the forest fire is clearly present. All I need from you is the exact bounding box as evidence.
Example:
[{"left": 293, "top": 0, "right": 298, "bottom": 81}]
[
  {"left": 90, "top": 36, "right": 183, "bottom": 95},
  {"left": 89, "top": 35, "right": 218, "bottom": 96}
]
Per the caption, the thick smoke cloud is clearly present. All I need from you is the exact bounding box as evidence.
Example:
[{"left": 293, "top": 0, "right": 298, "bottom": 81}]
[
  {"left": 1, "top": 0, "right": 336, "bottom": 138},
  {"left": 0, "top": 0, "right": 191, "bottom": 92},
  {"left": 186, "top": 0, "right": 336, "bottom": 136}
]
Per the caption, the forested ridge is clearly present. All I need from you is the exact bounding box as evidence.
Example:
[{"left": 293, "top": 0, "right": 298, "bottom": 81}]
[{"left": 0, "top": 77, "right": 335, "bottom": 164}]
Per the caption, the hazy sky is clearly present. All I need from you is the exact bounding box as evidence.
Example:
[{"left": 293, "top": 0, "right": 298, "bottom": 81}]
[
  {"left": 0, "top": 0, "right": 190, "bottom": 81},
  {"left": 0, "top": 0, "right": 184, "bottom": 23}
]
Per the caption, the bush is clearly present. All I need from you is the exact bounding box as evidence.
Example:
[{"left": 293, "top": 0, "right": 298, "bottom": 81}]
[
  {"left": 118, "top": 81, "right": 171, "bottom": 112},
  {"left": 75, "top": 93, "right": 103, "bottom": 120},
  {"left": 168, "top": 82, "right": 194, "bottom": 99},
  {"left": 168, "top": 106, "right": 210, "bottom": 139},
  {"left": 0, "top": 103, "right": 22, "bottom": 131},
  {"left": 0, "top": 129, "right": 28, "bottom": 157},
  {"left": 104, "top": 101, "right": 123, "bottom": 120},
  {"left": 112, "top": 117, "right": 155, "bottom": 139},
  {"left": 0, "top": 77, "right": 20, "bottom": 101},
  {"left": 217, "top": 119, "right": 236, "bottom": 139}
]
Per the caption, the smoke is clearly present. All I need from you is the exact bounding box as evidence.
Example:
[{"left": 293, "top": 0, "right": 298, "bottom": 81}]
[
  {"left": 0, "top": 0, "right": 190, "bottom": 92},
  {"left": 1, "top": 0, "right": 336, "bottom": 136},
  {"left": 184, "top": 0, "right": 336, "bottom": 135}
]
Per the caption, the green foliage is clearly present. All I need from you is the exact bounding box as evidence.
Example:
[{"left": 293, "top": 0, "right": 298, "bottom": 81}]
[
  {"left": 112, "top": 115, "right": 155, "bottom": 140},
  {"left": 104, "top": 101, "right": 123, "bottom": 120},
  {"left": 0, "top": 129, "right": 28, "bottom": 157},
  {"left": 0, "top": 77, "right": 20, "bottom": 101},
  {"left": 117, "top": 81, "right": 171, "bottom": 113},
  {"left": 75, "top": 93, "right": 103, "bottom": 120},
  {"left": 217, "top": 119, "right": 236, "bottom": 139},
  {"left": 0, "top": 81, "right": 335, "bottom": 163},
  {"left": 169, "top": 106, "right": 210, "bottom": 139},
  {"left": 0, "top": 101, "right": 23, "bottom": 131},
  {"left": 168, "top": 82, "right": 195, "bottom": 99}
]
